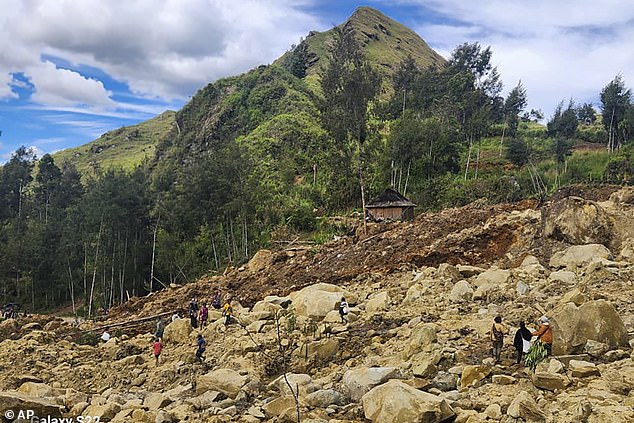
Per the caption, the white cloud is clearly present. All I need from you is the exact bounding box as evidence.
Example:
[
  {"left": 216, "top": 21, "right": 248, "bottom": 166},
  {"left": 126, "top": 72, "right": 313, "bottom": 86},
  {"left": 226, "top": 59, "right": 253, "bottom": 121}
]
[
  {"left": 25, "top": 61, "right": 115, "bottom": 109},
  {"left": 1, "top": 0, "right": 321, "bottom": 104},
  {"left": 401, "top": 0, "right": 634, "bottom": 117}
]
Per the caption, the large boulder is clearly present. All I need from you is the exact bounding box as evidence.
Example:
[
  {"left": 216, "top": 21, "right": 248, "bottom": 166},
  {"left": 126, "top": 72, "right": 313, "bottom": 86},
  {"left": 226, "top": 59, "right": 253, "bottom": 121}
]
[
  {"left": 268, "top": 373, "right": 317, "bottom": 397},
  {"left": 460, "top": 365, "right": 491, "bottom": 389},
  {"left": 552, "top": 300, "right": 628, "bottom": 355},
  {"left": 507, "top": 391, "right": 546, "bottom": 422},
  {"left": 16, "top": 382, "right": 54, "bottom": 398},
  {"left": 83, "top": 403, "right": 122, "bottom": 421},
  {"left": 474, "top": 268, "right": 511, "bottom": 287},
  {"left": 247, "top": 249, "right": 273, "bottom": 273},
  {"left": 196, "top": 369, "right": 247, "bottom": 398},
  {"left": 365, "top": 291, "right": 390, "bottom": 314},
  {"left": 448, "top": 280, "right": 474, "bottom": 303},
  {"left": 288, "top": 283, "right": 344, "bottom": 319},
  {"left": 362, "top": 380, "right": 455, "bottom": 423},
  {"left": 163, "top": 318, "right": 192, "bottom": 344},
  {"left": 532, "top": 372, "right": 567, "bottom": 391},
  {"left": 543, "top": 197, "right": 614, "bottom": 246},
  {"left": 0, "top": 391, "right": 63, "bottom": 419},
  {"left": 343, "top": 367, "right": 402, "bottom": 401},
  {"left": 408, "top": 323, "right": 438, "bottom": 355},
  {"left": 304, "top": 389, "right": 343, "bottom": 408},
  {"left": 549, "top": 244, "right": 612, "bottom": 269},
  {"left": 297, "top": 338, "right": 339, "bottom": 362}
]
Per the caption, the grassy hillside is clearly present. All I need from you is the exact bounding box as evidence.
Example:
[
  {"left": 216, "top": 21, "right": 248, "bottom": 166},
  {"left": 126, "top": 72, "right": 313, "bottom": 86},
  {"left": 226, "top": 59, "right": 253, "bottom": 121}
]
[
  {"left": 278, "top": 6, "right": 446, "bottom": 96},
  {"left": 53, "top": 110, "right": 175, "bottom": 176}
]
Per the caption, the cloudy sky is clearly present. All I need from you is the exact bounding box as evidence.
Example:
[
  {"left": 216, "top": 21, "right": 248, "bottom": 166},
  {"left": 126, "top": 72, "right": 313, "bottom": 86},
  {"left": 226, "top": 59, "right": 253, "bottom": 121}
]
[{"left": 1, "top": 0, "right": 633, "bottom": 161}]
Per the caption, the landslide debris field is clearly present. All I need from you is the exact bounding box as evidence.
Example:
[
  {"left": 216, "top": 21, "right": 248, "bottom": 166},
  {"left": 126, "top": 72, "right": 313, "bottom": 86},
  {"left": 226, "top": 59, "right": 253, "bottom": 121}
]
[{"left": 3, "top": 185, "right": 634, "bottom": 423}]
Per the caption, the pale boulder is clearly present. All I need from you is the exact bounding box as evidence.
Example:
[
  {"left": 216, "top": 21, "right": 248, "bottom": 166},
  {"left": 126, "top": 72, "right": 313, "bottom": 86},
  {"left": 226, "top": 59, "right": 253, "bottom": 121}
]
[
  {"left": 0, "top": 392, "right": 63, "bottom": 419},
  {"left": 474, "top": 268, "right": 511, "bottom": 287},
  {"left": 543, "top": 197, "right": 614, "bottom": 246},
  {"left": 408, "top": 323, "right": 438, "bottom": 354},
  {"left": 343, "top": 367, "right": 402, "bottom": 401},
  {"left": 448, "top": 280, "right": 473, "bottom": 303},
  {"left": 196, "top": 369, "right": 247, "bottom": 398},
  {"left": 532, "top": 372, "right": 567, "bottom": 391},
  {"left": 362, "top": 380, "right": 455, "bottom": 423},
  {"left": 304, "top": 389, "right": 343, "bottom": 408},
  {"left": 552, "top": 300, "right": 628, "bottom": 355},
  {"left": 289, "top": 283, "right": 344, "bottom": 319},
  {"left": 404, "top": 283, "right": 426, "bottom": 304},
  {"left": 548, "top": 270, "right": 577, "bottom": 285},
  {"left": 437, "top": 263, "right": 462, "bottom": 282},
  {"left": 251, "top": 300, "right": 282, "bottom": 317},
  {"left": 568, "top": 360, "right": 601, "bottom": 377},
  {"left": 559, "top": 288, "right": 586, "bottom": 306},
  {"left": 365, "top": 291, "right": 390, "bottom": 314},
  {"left": 460, "top": 365, "right": 491, "bottom": 389},
  {"left": 247, "top": 249, "right": 273, "bottom": 272},
  {"left": 83, "top": 403, "right": 122, "bottom": 421},
  {"left": 163, "top": 318, "right": 192, "bottom": 344},
  {"left": 507, "top": 391, "right": 546, "bottom": 422},
  {"left": 549, "top": 244, "right": 612, "bottom": 269},
  {"left": 17, "top": 382, "right": 54, "bottom": 398},
  {"left": 297, "top": 338, "right": 339, "bottom": 362}
]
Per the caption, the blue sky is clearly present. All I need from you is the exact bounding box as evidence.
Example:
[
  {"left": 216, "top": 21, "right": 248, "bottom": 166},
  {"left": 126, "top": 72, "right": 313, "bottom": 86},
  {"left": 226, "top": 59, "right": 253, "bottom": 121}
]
[{"left": 1, "top": 0, "right": 633, "bottom": 162}]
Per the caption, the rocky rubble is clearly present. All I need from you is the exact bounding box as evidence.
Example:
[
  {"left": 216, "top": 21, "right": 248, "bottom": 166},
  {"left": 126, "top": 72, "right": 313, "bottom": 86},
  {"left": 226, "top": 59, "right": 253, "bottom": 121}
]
[{"left": 2, "top": 187, "right": 634, "bottom": 422}]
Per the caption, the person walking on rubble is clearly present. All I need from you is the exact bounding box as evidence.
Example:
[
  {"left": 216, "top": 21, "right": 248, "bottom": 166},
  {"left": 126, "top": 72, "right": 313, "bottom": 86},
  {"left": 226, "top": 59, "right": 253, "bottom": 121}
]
[
  {"left": 195, "top": 334, "right": 207, "bottom": 361},
  {"left": 532, "top": 315, "right": 553, "bottom": 356},
  {"left": 199, "top": 303, "right": 209, "bottom": 328},
  {"left": 513, "top": 321, "right": 532, "bottom": 364},
  {"left": 153, "top": 337, "right": 163, "bottom": 366},
  {"left": 339, "top": 297, "right": 349, "bottom": 324},
  {"left": 155, "top": 317, "right": 165, "bottom": 342},
  {"left": 491, "top": 316, "right": 509, "bottom": 362},
  {"left": 222, "top": 298, "right": 234, "bottom": 326}
]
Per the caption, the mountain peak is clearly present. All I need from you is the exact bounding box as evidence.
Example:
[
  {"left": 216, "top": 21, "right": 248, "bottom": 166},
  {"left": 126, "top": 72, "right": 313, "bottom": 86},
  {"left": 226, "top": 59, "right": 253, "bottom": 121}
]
[{"left": 298, "top": 6, "right": 445, "bottom": 83}]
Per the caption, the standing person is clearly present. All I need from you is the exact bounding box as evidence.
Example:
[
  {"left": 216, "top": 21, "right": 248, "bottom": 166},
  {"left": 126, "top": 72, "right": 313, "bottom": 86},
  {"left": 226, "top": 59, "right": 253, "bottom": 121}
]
[
  {"left": 532, "top": 316, "right": 553, "bottom": 356},
  {"left": 491, "top": 316, "right": 509, "bottom": 362},
  {"left": 211, "top": 291, "right": 222, "bottom": 310},
  {"left": 513, "top": 321, "right": 533, "bottom": 364},
  {"left": 155, "top": 317, "right": 165, "bottom": 342},
  {"left": 153, "top": 337, "right": 163, "bottom": 367},
  {"left": 338, "top": 297, "right": 349, "bottom": 324},
  {"left": 195, "top": 334, "right": 206, "bottom": 361},
  {"left": 199, "top": 303, "right": 209, "bottom": 328},
  {"left": 189, "top": 297, "right": 199, "bottom": 329},
  {"left": 222, "top": 298, "right": 234, "bottom": 326}
]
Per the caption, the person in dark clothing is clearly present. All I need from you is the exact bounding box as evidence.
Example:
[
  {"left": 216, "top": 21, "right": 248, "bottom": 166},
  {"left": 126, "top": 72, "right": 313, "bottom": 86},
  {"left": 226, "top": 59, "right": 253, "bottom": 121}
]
[
  {"left": 195, "top": 334, "right": 206, "bottom": 361},
  {"left": 189, "top": 297, "right": 199, "bottom": 328},
  {"left": 513, "top": 321, "right": 532, "bottom": 364}
]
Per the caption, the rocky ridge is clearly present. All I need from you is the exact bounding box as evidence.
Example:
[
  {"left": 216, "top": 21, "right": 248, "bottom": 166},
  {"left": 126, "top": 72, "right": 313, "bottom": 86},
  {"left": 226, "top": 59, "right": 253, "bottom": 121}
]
[{"left": 2, "top": 187, "right": 634, "bottom": 422}]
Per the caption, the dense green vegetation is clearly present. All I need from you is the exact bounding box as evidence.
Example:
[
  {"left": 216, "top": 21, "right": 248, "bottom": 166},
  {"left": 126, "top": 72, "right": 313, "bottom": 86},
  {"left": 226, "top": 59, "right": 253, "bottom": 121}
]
[{"left": 1, "top": 8, "right": 633, "bottom": 314}]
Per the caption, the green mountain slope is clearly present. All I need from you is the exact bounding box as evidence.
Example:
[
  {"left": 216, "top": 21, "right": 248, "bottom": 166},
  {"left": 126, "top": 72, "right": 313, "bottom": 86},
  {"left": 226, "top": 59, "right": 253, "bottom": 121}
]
[
  {"left": 55, "top": 7, "right": 443, "bottom": 178},
  {"left": 279, "top": 7, "right": 445, "bottom": 94},
  {"left": 52, "top": 110, "right": 175, "bottom": 176}
]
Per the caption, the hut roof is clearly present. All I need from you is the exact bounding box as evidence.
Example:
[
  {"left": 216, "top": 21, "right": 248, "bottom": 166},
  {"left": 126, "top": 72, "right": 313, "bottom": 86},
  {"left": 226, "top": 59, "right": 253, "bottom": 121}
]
[{"left": 366, "top": 188, "right": 416, "bottom": 208}]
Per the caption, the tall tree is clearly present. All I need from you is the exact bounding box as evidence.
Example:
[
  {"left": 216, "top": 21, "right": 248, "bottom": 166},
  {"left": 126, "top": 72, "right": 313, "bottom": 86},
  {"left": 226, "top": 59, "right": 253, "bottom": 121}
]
[
  {"left": 446, "top": 43, "right": 502, "bottom": 179},
  {"left": 600, "top": 75, "right": 632, "bottom": 152},
  {"left": 320, "top": 26, "right": 381, "bottom": 231},
  {"left": 499, "top": 81, "right": 528, "bottom": 156},
  {"left": 547, "top": 100, "right": 577, "bottom": 186}
]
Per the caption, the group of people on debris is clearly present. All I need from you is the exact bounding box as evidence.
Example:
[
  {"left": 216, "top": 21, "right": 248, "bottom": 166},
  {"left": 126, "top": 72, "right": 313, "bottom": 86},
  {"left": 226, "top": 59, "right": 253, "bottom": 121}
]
[
  {"left": 148, "top": 291, "right": 236, "bottom": 366},
  {"left": 491, "top": 315, "right": 553, "bottom": 364}
]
